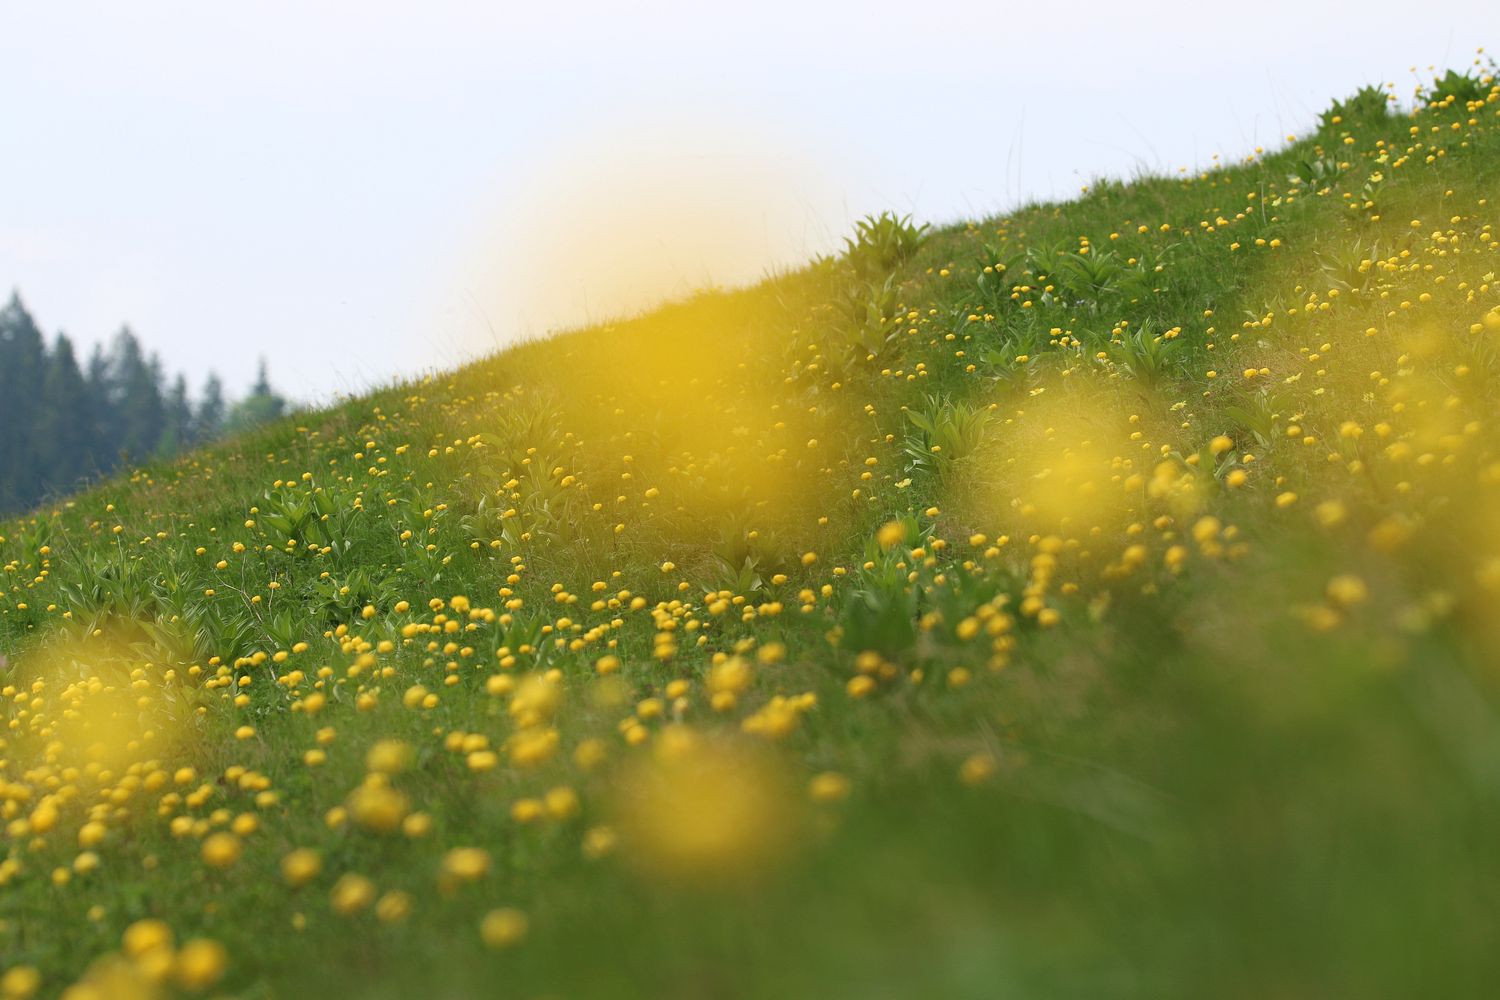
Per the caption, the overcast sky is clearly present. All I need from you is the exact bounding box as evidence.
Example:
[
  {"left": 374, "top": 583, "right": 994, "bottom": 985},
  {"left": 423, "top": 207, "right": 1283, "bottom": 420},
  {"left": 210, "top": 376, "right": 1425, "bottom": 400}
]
[{"left": 2, "top": 2, "right": 1494, "bottom": 400}]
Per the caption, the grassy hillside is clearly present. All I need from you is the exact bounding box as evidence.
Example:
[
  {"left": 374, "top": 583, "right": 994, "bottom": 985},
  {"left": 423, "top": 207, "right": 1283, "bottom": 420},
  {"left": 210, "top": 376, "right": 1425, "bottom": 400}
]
[{"left": 3, "top": 58, "right": 1500, "bottom": 999}]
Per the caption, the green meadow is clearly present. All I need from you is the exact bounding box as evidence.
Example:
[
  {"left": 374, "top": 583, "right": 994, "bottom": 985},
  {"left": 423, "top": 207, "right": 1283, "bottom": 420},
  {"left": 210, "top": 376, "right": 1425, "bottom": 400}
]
[{"left": 3, "top": 59, "right": 1500, "bottom": 1000}]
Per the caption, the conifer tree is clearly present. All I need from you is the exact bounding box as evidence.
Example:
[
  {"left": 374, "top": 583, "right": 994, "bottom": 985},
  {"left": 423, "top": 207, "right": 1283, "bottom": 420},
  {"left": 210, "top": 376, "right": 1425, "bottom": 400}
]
[
  {"left": 195, "top": 374, "right": 226, "bottom": 443},
  {"left": 0, "top": 293, "right": 47, "bottom": 510},
  {"left": 227, "top": 357, "right": 288, "bottom": 432},
  {"left": 161, "top": 373, "right": 193, "bottom": 455},
  {"left": 108, "top": 328, "right": 165, "bottom": 461},
  {"left": 0, "top": 293, "right": 281, "bottom": 514},
  {"left": 84, "top": 341, "right": 119, "bottom": 466},
  {"left": 35, "top": 333, "right": 91, "bottom": 494}
]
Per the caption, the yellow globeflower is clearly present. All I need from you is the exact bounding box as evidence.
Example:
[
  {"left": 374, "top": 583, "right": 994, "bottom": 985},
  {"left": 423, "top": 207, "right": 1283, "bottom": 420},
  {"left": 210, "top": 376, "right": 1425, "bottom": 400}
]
[
  {"left": 200, "top": 832, "right": 242, "bottom": 869},
  {"left": 582, "top": 826, "right": 618, "bottom": 860},
  {"left": 609, "top": 728, "right": 801, "bottom": 884},
  {"left": 173, "top": 938, "right": 228, "bottom": 991},
  {"left": 121, "top": 918, "right": 174, "bottom": 958},
  {"left": 365, "top": 739, "right": 414, "bottom": 775},
  {"left": 1, "top": 966, "right": 42, "bottom": 1000},
  {"left": 280, "top": 848, "right": 322, "bottom": 888},
  {"left": 403, "top": 812, "right": 434, "bottom": 838},
  {"left": 876, "top": 520, "right": 907, "bottom": 549},
  {"left": 509, "top": 673, "right": 562, "bottom": 727},
  {"left": 706, "top": 657, "right": 752, "bottom": 710},
  {"left": 28, "top": 803, "right": 57, "bottom": 835},
  {"left": 960, "top": 753, "right": 997, "bottom": 785},
  {"left": 439, "top": 847, "right": 492, "bottom": 891},
  {"left": 1326, "top": 574, "right": 1369, "bottom": 608},
  {"left": 544, "top": 786, "right": 580, "bottom": 820},
  {"left": 507, "top": 727, "right": 560, "bottom": 768},
  {"left": 479, "top": 908, "right": 529, "bottom": 949},
  {"left": 330, "top": 874, "right": 376, "bottom": 915},
  {"left": 346, "top": 779, "right": 410, "bottom": 834},
  {"left": 466, "top": 750, "right": 499, "bottom": 772},
  {"left": 809, "top": 772, "right": 851, "bottom": 802},
  {"left": 375, "top": 891, "right": 413, "bottom": 924}
]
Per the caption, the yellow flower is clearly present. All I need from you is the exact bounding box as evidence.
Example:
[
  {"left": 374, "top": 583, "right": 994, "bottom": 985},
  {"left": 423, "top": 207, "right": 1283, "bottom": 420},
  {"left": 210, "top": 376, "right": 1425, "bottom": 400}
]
[
  {"left": 876, "top": 520, "right": 907, "bottom": 549},
  {"left": 466, "top": 750, "right": 499, "bottom": 772},
  {"left": 545, "top": 786, "right": 580, "bottom": 820},
  {"left": 507, "top": 727, "right": 560, "bottom": 768},
  {"left": 0, "top": 966, "right": 41, "bottom": 1000},
  {"left": 439, "top": 847, "right": 492, "bottom": 890},
  {"left": 200, "top": 832, "right": 242, "bottom": 869},
  {"left": 403, "top": 812, "right": 434, "bottom": 839},
  {"left": 280, "top": 848, "right": 322, "bottom": 888},
  {"left": 511, "top": 798, "right": 544, "bottom": 824},
  {"left": 609, "top": 728, "right": 801, "bottom": 884},
  {"left": 365, "top": 739, "right": 414, "bottom": 774},
  {"left": 809, "top": 772, "right": 851, "bottom": 802},
  {"left": 330, "top": 873, "right": 376, "bottom": 915},
  {"left": 375, "top": 891, "right": 413, "bottom": 924},
  {"left": 121, "top": 918, "right": 174, "bottom": 958},
  {"left": 509, "top": 673, "right": 562, "bottom": 727},
  {"left": 707, "top": 657, "right": 752, "bottom": 711},
  {"left": 582, "top": 825, "right": 618, "bottom": 859},
  {"left": 1326, "top": 574, "right": 1369, "bottom": 608},
  {"left": 479, "top": 908, "right": 529, "bottom": 949},
  {"left": 959, "top": 753, "right": 997, "bottom": 785},
  {"left": 1315, "top": 500, "right": 1347, "bottom": 527},
  {"left": 28, "top": 803, "right": 57, "bottom": 834},
  {"left": 346, "top": 779, "right": 410, "bottom": 834},
  {"left": 173, "top": 938, "right": 228, "bottom": 991}
]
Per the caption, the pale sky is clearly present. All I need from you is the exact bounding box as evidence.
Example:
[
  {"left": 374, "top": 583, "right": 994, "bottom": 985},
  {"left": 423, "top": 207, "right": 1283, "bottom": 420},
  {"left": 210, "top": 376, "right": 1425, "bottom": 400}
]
[{"left": 2, "top": 2, "right": 1494, "bottom": 401}]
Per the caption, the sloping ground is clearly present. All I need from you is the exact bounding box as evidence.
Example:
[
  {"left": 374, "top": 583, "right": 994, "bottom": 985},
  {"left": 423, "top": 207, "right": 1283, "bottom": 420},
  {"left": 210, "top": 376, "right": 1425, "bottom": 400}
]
[{"left": 3, "top": 62, "right": 1500, "bottom": 999}]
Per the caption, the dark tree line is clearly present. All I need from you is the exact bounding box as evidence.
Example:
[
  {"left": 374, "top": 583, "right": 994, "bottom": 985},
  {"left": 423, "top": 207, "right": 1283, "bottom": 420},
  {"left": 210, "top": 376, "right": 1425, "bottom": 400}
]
[{"left": 0, "top": 290, "right": 287, "bottom": 515}]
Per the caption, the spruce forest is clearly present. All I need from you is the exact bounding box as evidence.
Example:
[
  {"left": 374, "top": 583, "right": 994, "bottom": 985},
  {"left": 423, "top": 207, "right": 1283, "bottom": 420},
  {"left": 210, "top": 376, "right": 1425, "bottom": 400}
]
[{"left": 0, "top": 293, "right": 286, "bottom": 515}]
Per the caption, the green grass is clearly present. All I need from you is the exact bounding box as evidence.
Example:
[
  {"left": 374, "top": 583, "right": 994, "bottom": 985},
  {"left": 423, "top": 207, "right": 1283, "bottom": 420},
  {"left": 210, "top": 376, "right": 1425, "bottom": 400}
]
[{"left": 3, "top": 59, "right": 1500, "bottom": 1000}]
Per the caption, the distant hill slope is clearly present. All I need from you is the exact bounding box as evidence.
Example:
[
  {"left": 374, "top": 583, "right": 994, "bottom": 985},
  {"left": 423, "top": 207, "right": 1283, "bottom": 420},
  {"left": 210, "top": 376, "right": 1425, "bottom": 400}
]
[{"left": 2, "top": 60, "right": 1499, "bottom": 1000}]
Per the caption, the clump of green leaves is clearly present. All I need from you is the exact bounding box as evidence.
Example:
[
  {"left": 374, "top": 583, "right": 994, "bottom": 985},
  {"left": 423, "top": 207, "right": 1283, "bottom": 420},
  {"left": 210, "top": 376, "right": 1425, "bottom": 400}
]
[
  {"left": 826, "top": 274, "right": 904, "bottom": 365},
  {"left": 903, "top": 395, "right": 992, "bottom": 483},
  {"left": 1288, "top": 154, "right": 1345, "bottom": 189},
  {"left": 702, "top": 553, "right": 765, "bottom": 600},
  {"left": 1319, "top": 85, "right": 1390, "bottom": 131},
  {"left": 977, "top": 318, "right": 1046, "bottom": 381},
  {"left": 832, "top": 518, "right": 928, "bottom": 656},
  {"left": 1106, "top": 320, "right": 1181, "bottom": 389},
  {"left": 1316, "top": 236, "right": 1380, "bottom": 293},
  {"left": 1057, "top": 249, "right": 1155, "bottom": 309},
  {"left": 1223, "top": 389, "right": 1284, "bottom": 449},
  {"left": 972, "top": 241, "right": 1020, "bottom": 309},
  {"left": 1423, "top": 67, "right": 1489, "bottom": 107},
  {"left": 844, "top": 212, "right": 930, "bottom": 280}
]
